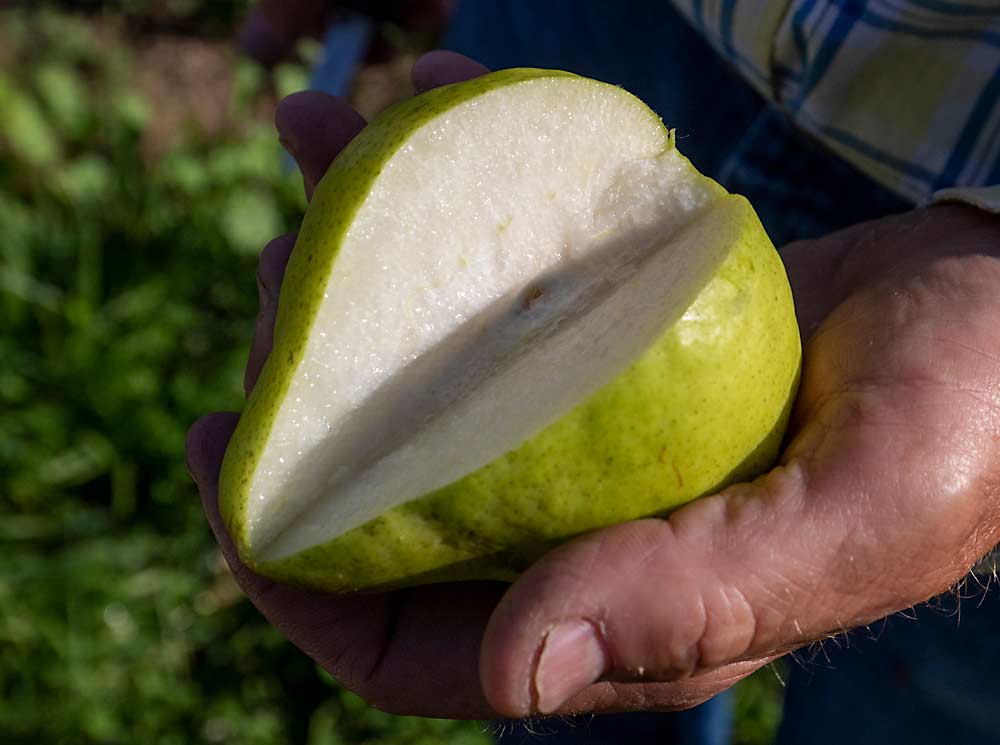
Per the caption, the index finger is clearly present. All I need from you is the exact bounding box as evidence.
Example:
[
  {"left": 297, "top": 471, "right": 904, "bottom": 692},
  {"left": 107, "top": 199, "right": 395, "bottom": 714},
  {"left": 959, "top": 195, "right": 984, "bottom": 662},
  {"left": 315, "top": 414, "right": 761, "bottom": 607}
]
[{"left": 276, "top": 91, "right": 367, "bottom": 201}]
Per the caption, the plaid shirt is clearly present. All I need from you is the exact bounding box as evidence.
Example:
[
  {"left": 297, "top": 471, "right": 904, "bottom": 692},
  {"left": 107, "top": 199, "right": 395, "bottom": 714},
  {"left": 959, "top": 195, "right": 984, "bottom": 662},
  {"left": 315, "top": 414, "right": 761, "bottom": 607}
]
[{"left": 670, "top": 0, "right": 1000, "bottom": 213}]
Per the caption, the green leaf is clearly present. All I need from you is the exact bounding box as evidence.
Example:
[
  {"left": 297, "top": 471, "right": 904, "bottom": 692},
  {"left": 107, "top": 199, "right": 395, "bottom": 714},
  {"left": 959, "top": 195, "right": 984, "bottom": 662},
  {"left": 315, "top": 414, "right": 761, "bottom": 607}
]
[
  {"left": 56, "top": 153, "right": 113, "bottom": 204},
  {"left": 231, "top": 59, "right": 266, "bottom": 117},
  {"left": 40, "top": 430, "right": 116, "bottom": 488},
  {"left": 274, "top": 63, "right": 310, "bottom": 100},
  {"left": 206, "top": 130, "right": 282, "bottom": 184},
  {"left": 112, "top": 91, "right": 151, "bottom": 133},
  {"left": 0, "top": 85, "right": 60, "bottom": 166},
  {"left": 36, "top": 7, "right": 99, "bottom": 63},
  {"left": 34, "top": 63, "right": 90, "bottom": 137},
  {"left": 0, "top": 263, "right": 63, "bottom": 312},
  {"left": 221, "top": 188, "right": 282, "bottom": 255},
  {"left": 162, "top": 151, "right": 211, "bottom": 194}
]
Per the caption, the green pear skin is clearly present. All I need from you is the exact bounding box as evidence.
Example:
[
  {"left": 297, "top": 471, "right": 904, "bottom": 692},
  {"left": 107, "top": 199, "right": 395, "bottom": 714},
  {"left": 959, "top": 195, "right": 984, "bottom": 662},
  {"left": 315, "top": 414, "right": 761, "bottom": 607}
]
[{"left": 218, "top": 69, "right": 801, "bottom": 593}]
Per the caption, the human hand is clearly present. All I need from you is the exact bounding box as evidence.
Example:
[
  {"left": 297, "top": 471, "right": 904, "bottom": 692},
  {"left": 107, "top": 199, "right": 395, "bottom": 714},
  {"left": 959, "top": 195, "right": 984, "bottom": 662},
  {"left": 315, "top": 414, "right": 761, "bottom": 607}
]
[{"left": 187, "top": 51, "right": 1000, "bottom": 719}]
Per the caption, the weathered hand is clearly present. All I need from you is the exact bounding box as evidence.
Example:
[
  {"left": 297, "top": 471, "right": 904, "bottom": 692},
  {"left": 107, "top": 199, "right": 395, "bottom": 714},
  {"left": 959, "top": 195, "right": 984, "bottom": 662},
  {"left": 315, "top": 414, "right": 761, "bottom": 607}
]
[{"left": 187, "top": 51, "right": 1000, "bottom": 720}]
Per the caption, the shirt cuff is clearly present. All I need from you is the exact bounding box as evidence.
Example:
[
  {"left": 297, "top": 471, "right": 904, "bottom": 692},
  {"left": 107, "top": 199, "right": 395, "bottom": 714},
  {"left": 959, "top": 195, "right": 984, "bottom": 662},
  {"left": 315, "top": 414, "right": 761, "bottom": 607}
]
[{"left": 929, "top": 185, "right": 1000, "bottom": 215}]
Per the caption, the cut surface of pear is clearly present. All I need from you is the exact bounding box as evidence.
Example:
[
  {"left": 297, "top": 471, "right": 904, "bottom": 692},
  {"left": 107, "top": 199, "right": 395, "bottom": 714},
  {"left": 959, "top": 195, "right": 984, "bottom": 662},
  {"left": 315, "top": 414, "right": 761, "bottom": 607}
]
[{"left": 219, "top": 69, "right": 801, "bottom": 593}]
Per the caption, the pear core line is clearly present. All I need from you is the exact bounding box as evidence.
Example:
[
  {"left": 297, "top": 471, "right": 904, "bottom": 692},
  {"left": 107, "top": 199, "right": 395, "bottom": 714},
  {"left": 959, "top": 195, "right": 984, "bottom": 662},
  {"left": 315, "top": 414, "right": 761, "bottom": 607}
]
[
  {"left": 216, "top": 70, "right": 802, "bottom": 594},
  {"left": 232, "top": 73, "right": 739, "bottom": 563},
  {"left": 254, "top": 158, "right": 724, "bottom": 562}
]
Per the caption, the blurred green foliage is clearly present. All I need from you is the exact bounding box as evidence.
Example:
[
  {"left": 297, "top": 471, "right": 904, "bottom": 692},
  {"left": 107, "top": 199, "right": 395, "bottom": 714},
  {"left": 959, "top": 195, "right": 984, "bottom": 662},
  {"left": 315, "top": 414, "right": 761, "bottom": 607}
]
[
  {"left": 0, "top": 5, "right": 783, "bottom": 744},
  {"left": 732, "top": 664, "right": 785, "bottom": 745},
  {"left": 0, "top": 6, "right": 490, "bottom": 743},
  {"left": 40, "top": 0, "right": 255, "bottom": 34}
]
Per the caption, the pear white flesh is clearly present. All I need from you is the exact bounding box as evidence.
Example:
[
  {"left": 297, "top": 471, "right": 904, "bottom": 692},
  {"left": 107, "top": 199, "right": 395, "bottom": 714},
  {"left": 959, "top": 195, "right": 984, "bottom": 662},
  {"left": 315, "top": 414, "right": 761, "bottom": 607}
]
[
  {"left": 220, "top": 69, "right": 800, "bottom": 591},
  {"left": 251, "top": 90, "right": 716, "bottom": 558}
]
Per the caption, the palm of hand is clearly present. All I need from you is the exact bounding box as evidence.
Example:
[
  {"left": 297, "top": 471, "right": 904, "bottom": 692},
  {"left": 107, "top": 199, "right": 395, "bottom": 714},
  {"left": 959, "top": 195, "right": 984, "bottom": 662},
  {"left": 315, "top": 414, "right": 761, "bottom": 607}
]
[
  {"left": 775, "top": 241, "right": 1000, "bottom": 634},
  {"left": 186, "top": 54, "right": 1000, "bottom": 719}
]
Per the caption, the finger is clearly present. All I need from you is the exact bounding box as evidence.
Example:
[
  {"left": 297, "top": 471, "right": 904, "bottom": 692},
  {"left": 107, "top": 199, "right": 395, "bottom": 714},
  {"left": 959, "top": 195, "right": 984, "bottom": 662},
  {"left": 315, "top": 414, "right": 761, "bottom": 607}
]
[
  {"left": 411, "top": 50, "right": 490, "bottom": 93},
  {"left": 186, "top": 411, "right": 403, "bottom": 695},
  {"left": 480, "top": 461, "right": 818, "bottom": 717},
  {"left": 186, "top": 411, "right": 774, "bottom": 717},
  {"left": 186, "top": 414, "right": 505, "bottom": 718},
  {"left": 477, "top": 445, "right": 898, "bottom": 718},
  {"left": 186, "top": 412, "right": 240, "bottom": 490},
  {"left": 478, "top": 503, "right": 801, "bottom": 718},
  {"left": 245, "top": 233, "right": 297, "bottom": 396},
  {"left": 185, "top": 418, "right": 774, "bottom": 718},
  {"left": 350, "top": 581, "right": 504, "bottom": 717},
  {"left": 551, "top": 655, "right": 777, "bottom": 715},
  {"left": 186, "top": 412, "right": 293, "bottom": 608},
  {"left": 276, "top": 91, "right": 367, "bottom": 200}
]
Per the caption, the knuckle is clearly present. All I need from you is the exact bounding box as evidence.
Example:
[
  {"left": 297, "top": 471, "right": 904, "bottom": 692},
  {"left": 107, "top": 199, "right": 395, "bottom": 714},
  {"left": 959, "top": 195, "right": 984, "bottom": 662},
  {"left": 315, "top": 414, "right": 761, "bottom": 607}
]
[{"left": 695, "top": 582, "right": 759, "bottom": 670}]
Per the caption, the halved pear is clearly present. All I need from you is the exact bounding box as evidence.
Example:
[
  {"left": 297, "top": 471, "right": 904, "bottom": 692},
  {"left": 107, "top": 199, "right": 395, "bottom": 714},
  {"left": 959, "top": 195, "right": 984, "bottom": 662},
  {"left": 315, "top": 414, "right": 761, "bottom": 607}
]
[{"left": 219, "top": 69, "right": 801, "bottom": 593}]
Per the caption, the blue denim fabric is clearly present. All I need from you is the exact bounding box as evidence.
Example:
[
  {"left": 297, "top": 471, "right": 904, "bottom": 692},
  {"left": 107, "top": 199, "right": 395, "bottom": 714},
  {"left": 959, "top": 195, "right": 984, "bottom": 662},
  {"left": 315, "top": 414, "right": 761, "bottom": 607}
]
[
  {"left": 776, "top": 588, "right": 1000, "bottom": 745},
  {"left": 309, "top": 12, "right": 374, "bottom": 98}
]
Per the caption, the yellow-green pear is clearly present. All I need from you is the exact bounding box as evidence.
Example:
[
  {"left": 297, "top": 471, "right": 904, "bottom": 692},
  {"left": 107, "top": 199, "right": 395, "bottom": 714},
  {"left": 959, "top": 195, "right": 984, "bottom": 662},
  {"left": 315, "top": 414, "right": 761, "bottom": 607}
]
[{"left": 219, "top": 69, "right": 801, "bottom": 593}]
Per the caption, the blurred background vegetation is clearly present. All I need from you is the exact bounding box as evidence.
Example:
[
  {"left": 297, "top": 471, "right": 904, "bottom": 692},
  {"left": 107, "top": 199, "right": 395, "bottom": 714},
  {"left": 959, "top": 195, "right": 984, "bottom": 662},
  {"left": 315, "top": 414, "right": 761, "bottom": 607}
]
[{"left": 0, "top": 2, "right": 784, "bottom": 742}]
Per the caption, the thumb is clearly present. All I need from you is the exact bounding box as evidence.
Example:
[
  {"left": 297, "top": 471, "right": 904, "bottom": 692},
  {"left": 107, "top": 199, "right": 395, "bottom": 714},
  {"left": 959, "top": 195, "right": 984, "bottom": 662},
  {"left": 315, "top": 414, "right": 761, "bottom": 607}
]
[
  {"left": 479, "top": 464, "right": 809, "bottom": 717},
  {"left": 478, "top": 456, "right": 907, "bottom": 718}
]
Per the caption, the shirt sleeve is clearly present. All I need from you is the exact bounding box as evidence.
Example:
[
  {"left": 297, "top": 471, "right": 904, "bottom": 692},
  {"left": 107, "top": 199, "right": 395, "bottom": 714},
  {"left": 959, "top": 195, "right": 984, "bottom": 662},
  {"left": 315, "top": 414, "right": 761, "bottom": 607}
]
[
  {"left": 669, "top": 1, "right": 1000, "bottom": 209},
  {"left": 930, "top": 186, "right": 1000, "bottom": 216}
]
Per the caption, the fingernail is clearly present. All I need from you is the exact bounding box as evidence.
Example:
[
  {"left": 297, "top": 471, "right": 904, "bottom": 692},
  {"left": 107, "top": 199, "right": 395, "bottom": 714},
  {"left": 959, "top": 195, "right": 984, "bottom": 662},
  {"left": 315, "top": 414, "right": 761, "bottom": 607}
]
[{"left": 533, "top": 620, "right": 609, "bottom": 714}]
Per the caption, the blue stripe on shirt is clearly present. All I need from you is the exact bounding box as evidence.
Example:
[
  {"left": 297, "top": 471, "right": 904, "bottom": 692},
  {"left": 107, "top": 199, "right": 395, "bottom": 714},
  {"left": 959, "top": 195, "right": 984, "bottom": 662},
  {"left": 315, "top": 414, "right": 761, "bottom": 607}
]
[
  {"left": 691, "top": 0, "right": 704, "bottom": 27},
  {"left": 974, "top": 104, "right": 1000, "bottom": 185},
  {"left": 795, "top": 1, "right": 866, "bottom": 112},
  {"left": 968, "top": 99, "right": 1000, "bottom": 184},
  {"left": 816, "top": 123, "right": 939, "bottom": 183},
  {"left": 989, "top": 153, "right": 1000, "bottom": 186},
  {"left": 861, "top": 8, "right": 1000, "bottom": 46},
  {"left": 792, "top": 0, "right": 818, "bottom": 74},
  {"left": 903, "top": 0, "right": 1000, "bottom": 17},
  {"left": 791, "top": 106, "right": 937, "bottom": 188},
  {"left": 719, "top": 0, "right": 737, "bottom": 57},
  {"left": 938, "top": 68, "right": 1000, "bottom": 188}
]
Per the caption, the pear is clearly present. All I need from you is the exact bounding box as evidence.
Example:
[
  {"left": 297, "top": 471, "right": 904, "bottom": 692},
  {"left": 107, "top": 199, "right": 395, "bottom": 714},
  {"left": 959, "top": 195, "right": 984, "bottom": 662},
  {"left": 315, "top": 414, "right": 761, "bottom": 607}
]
[{"left": 219, "top": 69, "right": 801, "bottom": 593}]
